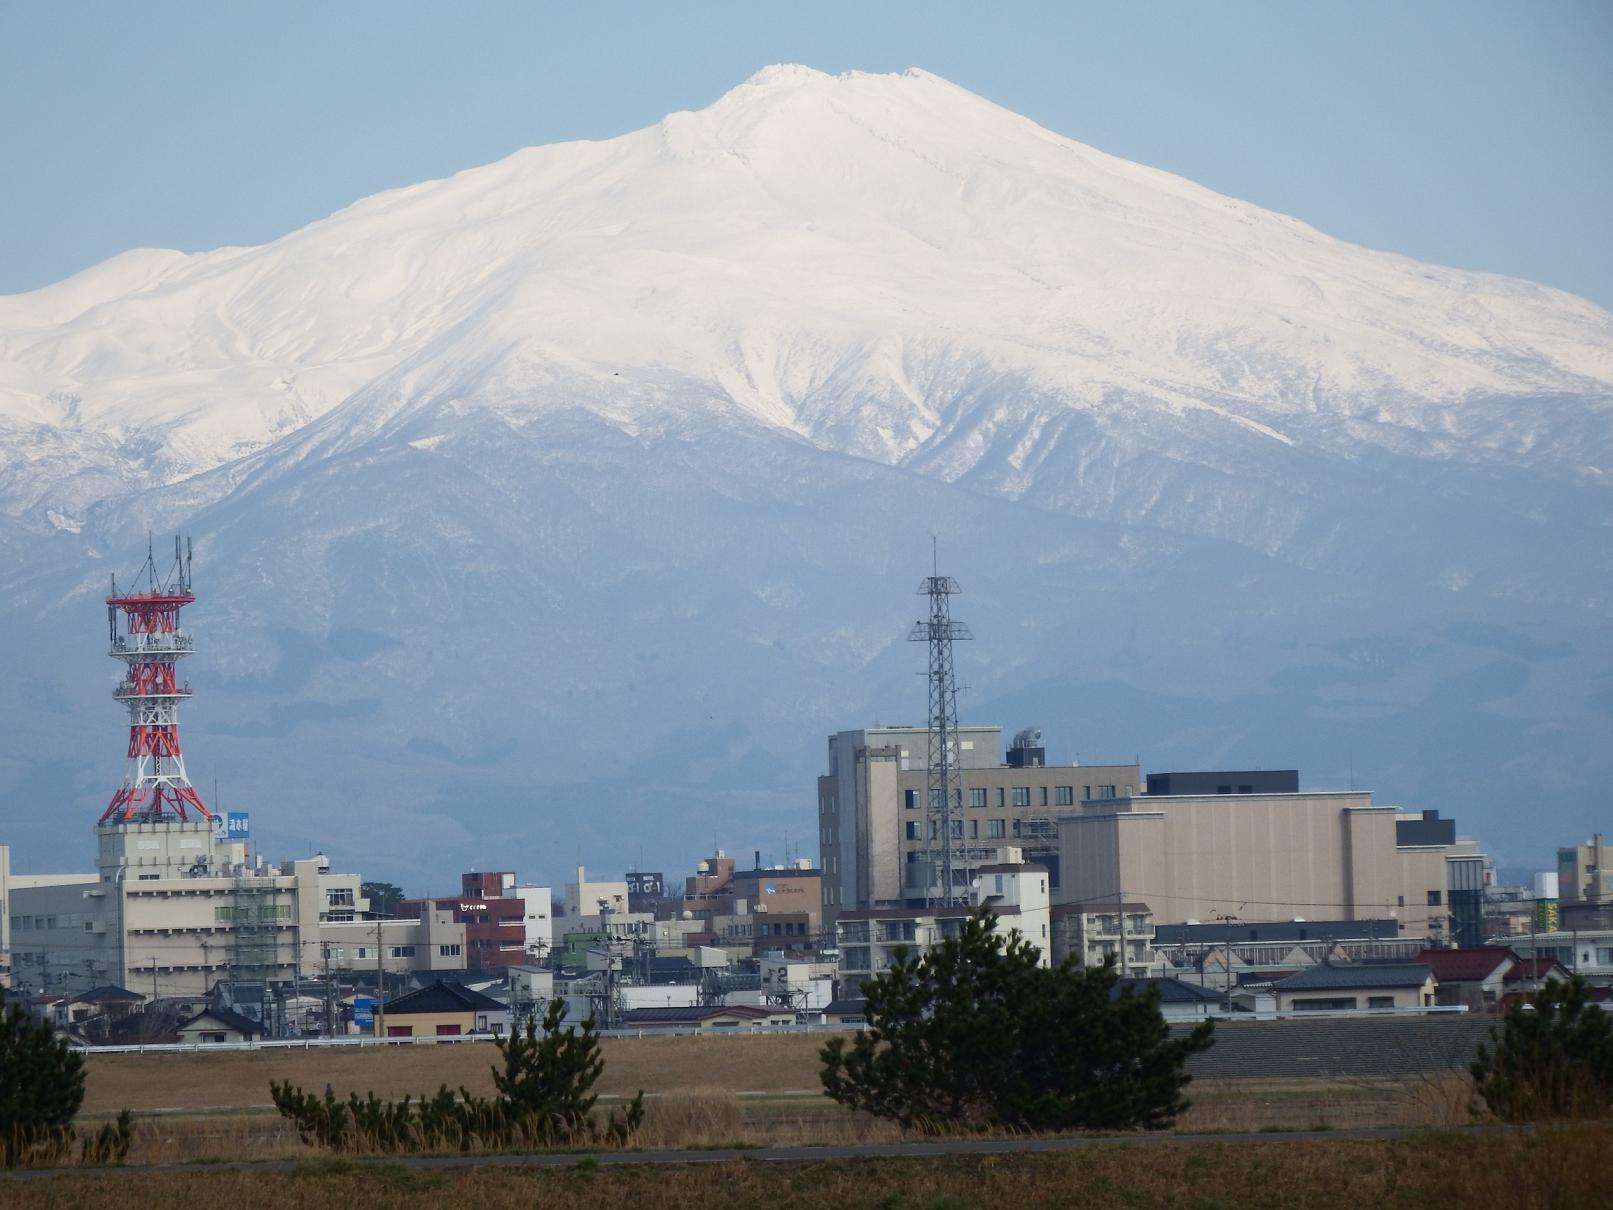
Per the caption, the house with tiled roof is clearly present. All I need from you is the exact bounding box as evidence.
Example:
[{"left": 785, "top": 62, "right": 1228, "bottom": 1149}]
[
  {"left": 380, "top": 978, "right": 510, "bottom": 1038},
  {"left": 1417, "top": 947, "right": 1517, "bottom": 1009},
  {"left": 47, "top": 985, "right": 145, "bottom": 1031},
  {"left": 175, "top": 1005, "right": 265, "bottom": 1044},
  {"left": 1111, "top": 975, "right": 1224, "bottom": 1021},
  {"left": 1271, "top": 962, "right": 1436, "bottom": 1013},
  {"left": 1501, "top": 955, "right": 1573, "bottom": 1004}
]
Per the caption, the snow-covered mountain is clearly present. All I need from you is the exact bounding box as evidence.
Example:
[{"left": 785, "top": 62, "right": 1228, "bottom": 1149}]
[{"left": 2, "top": 66, "right": 1609, "bottom": 883}]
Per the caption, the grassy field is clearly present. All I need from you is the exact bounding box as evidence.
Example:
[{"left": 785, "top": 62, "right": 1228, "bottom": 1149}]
[
  {"left": 6, "top": 1127, "right": 1610, "bottom": 1210},
  {"left": 83, "top": 1032, "right": 827, "bottom": 1113},
  {"left": 74, "top": 1032, "right": 1483, "bottom": 1167}
]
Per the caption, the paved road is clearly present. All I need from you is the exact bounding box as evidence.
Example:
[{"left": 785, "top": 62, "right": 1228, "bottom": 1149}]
[{"left": 2, "top": 1124, "right": 1500, "bottom": 1182}]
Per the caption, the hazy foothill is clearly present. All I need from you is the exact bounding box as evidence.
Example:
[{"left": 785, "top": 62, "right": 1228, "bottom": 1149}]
[{"left": 2, "top": 11, "right": 1612, "bottom": 1208}]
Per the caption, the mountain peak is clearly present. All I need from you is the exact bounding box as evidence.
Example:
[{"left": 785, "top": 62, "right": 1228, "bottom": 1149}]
[{"left": 2, "top": 64, "right": 1610, "bottom": 515}]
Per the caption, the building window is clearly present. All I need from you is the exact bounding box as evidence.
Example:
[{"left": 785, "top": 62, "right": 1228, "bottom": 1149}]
[
  {"left": 1055, "top": 786, "right": 1074, "bottom": 806},
  {"left": 1427, "top": 891, "right": 1442, "bottom": 906},
  {"left": 1096, "top": 785, "right": 1116, "bottom": 800},
  {"left": 1367, "top": 996, "right": 1394, "bottom": 1009},
  {"left": 969, "top": 820, "right": 978, "bottom": 839},
  {"left": 995, "top": 788, "right": 1005, "bottom": 807},
  {"left": 904, "top": 789, "right": 919, "bottom": 809},
  {"left": 1011, "top": 787, "right": 1030, "bottom": 807},
  {"left": 1040, "top": 786, "right": 1049, "bottom": 806},
  {"left": 327, "top": 889, "right": 354, "bottom": 907},
  {"left": 905, "top": 822, "right": 921, "bottom": 840},
  {"left": 968, "top": 788, "right": 987, "bottom": 808},
  {"left": 390, "top": 946, "right": 415, "bottom": 958},
  {"left": 987, "top": 819, "right": 1006, "bottom": 839},
  {"left": 439, "top": 944, "right": 461, "bottom": 957},
  {"left": 949, "top": 820, "right": 964, "bottom": 839}
]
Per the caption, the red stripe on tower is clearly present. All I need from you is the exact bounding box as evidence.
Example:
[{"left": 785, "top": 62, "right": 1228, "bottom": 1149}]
[{"left": 98, "top": 536, "right": 214, "bottom": 825}]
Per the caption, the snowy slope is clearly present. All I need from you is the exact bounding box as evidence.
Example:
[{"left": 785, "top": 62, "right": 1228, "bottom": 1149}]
[
  {"left": 1, "top": 66, "right": 1610, "bottom": 881},
  {"left": 3, "top": 66, "right": 1611, "bottom": 509}
]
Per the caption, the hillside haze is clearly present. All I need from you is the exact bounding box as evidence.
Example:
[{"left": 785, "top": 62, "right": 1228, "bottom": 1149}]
[{"left": 1, "top": 66, "right": 1609, "bottom": 886}]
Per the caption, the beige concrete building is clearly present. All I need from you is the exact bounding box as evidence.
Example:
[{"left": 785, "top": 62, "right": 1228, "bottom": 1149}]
[
  {"left": 7, "top": 821, "right": 465, "bottom": 1000},
  {"left": 1057, "top": 788, "right": 1457, "bottom": 941},
  {"left": 818, "top": 725, "right": 1138, "bottom": 919}
]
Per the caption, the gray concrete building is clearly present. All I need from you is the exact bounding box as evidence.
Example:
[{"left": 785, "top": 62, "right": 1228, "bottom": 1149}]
[{"left": 817, "top": 724, "right": 1138, "bottom": 918}]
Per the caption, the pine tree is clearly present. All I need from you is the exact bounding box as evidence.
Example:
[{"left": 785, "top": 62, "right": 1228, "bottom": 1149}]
[
  {"left": 821, "top": 907, "right": 1213, "bottom": 1133},
  {"left": 0, "top": 988, "right": 88, "bottom": 1167},
  {"left": 1472, "top": 974, "right": 1613, "bottom": 1121}
]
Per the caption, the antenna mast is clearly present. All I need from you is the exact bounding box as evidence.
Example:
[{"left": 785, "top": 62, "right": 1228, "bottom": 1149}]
[
  {"left": 99, "top": 536, "right": 212, "bottom": 824},
  {"left": 908, "top": 540, "right": 973, "bottom": 907}
]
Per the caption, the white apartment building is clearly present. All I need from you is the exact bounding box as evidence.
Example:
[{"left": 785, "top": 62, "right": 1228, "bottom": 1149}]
[
  {"left": 834, "top": 859, "right": 1052, "bottom": 994},
  {"left": 1049, "top": 900, "right": 1165, "bottom": 976}
]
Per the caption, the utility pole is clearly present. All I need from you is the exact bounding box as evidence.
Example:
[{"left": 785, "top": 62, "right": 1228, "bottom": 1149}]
[
  {"left": 1116, "top": 887, "right": 1129, "bottom": 979},
  {"left": 321, "top": 943, "right": 334, "bottom": 1036},
  {"left": 375, "top": 918, "right": 386, "bottom": 1039},
  {"left": 150, "top": 955, "right": 159, "bottom": 1002},
  {"left": 599, "top": 898, "right": 615, "bottom": 1031},
  {"left": 1213, "top": 912, "right": 1238, "bottom": 1013}
]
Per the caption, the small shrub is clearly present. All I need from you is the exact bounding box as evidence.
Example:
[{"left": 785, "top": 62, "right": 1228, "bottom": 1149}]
[{"left": 272, "top": 999, "right": 644, "bottom": 1153}]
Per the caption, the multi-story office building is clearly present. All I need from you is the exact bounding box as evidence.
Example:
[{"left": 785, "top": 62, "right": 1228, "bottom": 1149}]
[
  {"left": 1558, "top": 834, "right": 1612, "bottom": 929},
  {"left": 817, "top": 724, "right": 1138, "bottom": 919},
  {"left": 400, "top": 870, "right": 547, "bottom": 970},
  {"left": 6, "top": 821, "right": 466, "bottom": 1000},
  {"left": 1057, "top": 777, "right": 1472, "bottom": 941}
]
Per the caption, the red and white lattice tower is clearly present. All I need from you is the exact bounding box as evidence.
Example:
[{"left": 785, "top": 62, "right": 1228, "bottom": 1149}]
[{"left": 99, "top": 536, "right": 214, "bottom": 825}]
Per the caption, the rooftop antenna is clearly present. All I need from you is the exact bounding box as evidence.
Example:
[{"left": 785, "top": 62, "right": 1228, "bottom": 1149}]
[{"left": 909, "top": 538, "right": 973, "bottom": 907}]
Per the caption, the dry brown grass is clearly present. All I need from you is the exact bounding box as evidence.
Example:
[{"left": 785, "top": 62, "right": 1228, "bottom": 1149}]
[
  {"left": 75, "top": 1034, "right": 1489, "bottom": 1167},
  {"left": 1177, "top": 1072, "right": 1480, "bottom": 1133},
  {"left": 5, "top": 1127, "right": 1611, "bottom": 1209},
  {"left": 81, "top": 1032, "right": 828, "bottom": 1115}
]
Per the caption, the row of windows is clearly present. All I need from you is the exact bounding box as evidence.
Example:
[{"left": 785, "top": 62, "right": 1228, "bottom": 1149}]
[
  {"left": 906, "top": 818, "right": 1013, "bottom": 840},
  {"left": 345, "top": 945, "right": 415, "bottom": 959},
  {"left": 902, "top": 785, "right": 1113, "bottom": 810},
  {"left": 214, "top": 905, "right": 292, "bottom": 923}
]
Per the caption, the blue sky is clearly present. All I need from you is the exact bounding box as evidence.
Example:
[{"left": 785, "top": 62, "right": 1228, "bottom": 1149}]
[{"left": 2, "top": 2, "right": 1610, "bottom": 307}]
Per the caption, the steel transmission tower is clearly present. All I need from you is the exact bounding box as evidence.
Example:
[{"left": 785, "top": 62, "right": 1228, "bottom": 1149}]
[
  {"left": 908, "top": 550, "right": 972, "bottom": 906},
  {"left": 99, "top": 536, "right": 214, "bottom": 824}
]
